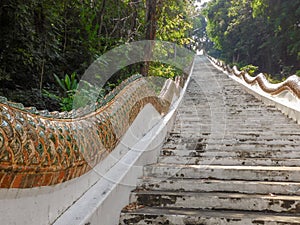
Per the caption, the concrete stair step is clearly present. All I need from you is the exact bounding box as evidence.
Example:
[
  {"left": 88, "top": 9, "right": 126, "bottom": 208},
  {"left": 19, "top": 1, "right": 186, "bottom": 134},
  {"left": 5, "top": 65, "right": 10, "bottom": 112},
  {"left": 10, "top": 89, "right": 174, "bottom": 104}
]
[
  {"left": 161, "top": 149, "right": 300, "bottom": 159},
  {"left": 120, "top": 207, "right": 300, "bottom": 225},
  {"left": 173, "top": 121, "right": 297, "bottom": 125},
  {"left": 172, "top": 128, "right": 299, "bottom": 133},
  {"left": 130, "top": 190, "right": 300, "bottom": 213},
  {"left": 158, "top": 156, "right": 300, "bottom": 166},
  {"left": 176, "top": 116, "right": 291, "bottom": 123},
  {"left": 164, "top": 136, "right": 300, "bottom": 143},
  {"left": 166, "top": 132, "right": 300, "bottom": 140},
  {"left": 229, "top": 115, "right": 292, "bottom": 119},
  {"left": 163, "top": 143, "right": 299, "bottom": 151},
  {"left": 144, "top": 164, "right": 300, "bottom": 182},
  {"left": 137, "top": 177, "right": 300, "bottom": 195},
  {"left": 163, "top": 141, "right": 299, "bottom": 148},
  {"left": 163, "top": 138, "right": 300, "bottom": 144},
  {"left": 168, "top": 142, "right": 298, "bottom": 148}
]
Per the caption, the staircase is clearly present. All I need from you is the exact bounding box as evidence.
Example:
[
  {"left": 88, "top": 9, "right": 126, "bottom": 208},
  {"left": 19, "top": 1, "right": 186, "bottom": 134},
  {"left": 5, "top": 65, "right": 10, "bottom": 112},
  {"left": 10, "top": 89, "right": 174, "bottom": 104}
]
[{"left": 119, "top": 56, "right": 300, "bottom": 224}]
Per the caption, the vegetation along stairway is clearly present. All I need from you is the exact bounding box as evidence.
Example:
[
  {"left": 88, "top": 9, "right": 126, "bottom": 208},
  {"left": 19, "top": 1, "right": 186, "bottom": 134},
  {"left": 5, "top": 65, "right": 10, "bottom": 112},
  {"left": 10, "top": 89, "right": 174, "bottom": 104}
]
[{"left": 119, "top": 55, "right": 300, "bottom": 224}]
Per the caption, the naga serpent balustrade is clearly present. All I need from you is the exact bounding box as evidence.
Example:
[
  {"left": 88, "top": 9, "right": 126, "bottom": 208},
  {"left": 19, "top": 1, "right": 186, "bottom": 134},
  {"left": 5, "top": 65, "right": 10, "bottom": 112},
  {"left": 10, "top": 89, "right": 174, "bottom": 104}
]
[
  {"left": 0, "top": 75, "right": 181, "bottom": 189},
  {"left": 207, "top": 55, "right": 300, "bottom": 98},
  {"left": 3, "top": 54, "right": 298, "bottom": 190}
]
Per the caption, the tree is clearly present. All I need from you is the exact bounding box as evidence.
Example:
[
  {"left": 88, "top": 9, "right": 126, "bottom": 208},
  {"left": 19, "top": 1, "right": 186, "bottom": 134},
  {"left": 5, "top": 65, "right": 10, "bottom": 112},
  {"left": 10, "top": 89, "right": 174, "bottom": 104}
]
[
  {"left": 202, "top": 0, "right": 300, "bottom": 77},
  {"left": 0, "top": 0, "right": 197, "bottom": 109},
  {"left": 156, "top": 0, "right": 194, "bottom": 46},
  {"left": 141, "top": 0, "right": 158, "bottom": 76},
  {"left": 252, "top": 0, "right": 300, "bottom": 77}
]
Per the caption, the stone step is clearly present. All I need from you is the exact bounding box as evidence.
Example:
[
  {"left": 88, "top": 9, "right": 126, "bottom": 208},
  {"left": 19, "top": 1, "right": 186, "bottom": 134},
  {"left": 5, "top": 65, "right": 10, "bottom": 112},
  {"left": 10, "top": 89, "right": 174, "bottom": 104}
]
[
  {"left": 164, "top": 135, "right": 300, "bottom": 141},
  {"left": 144, "top": 164, "right": 300, "bottom": 182},
  {"left": 174, "top": 114, "right": 294, "bottom": 119},
  {"left": 172, "top": 127, "right": 299, "bottom": 133},
  {"left": 162, "top": 143, "right": 299, "bottom": 152},
  {"left": 176, "top": 116, "right": 291, "bottom": 122},
  {"left": 165, "top": 135, "right": 300, "bottom": 142},
  {"left": 171, "top": 129, "right": 299, "bottom": 136},
  {"left": 163, "top": 139, "right": 300, "bottom": 146},
  {"left": 166, "top": 132, "right": 300, "bottom": 139},
  {"left": 175, "top": 115, "right": 291, "bottom": 120},
  {"left": 120, "top": 207, "right": 300, "bottom": 225},
  {"left": 161, "top": 149, "right": 300, "bottom": 159},
  {"left": 173, "top": 118, "right": 296, "bottom": 123},
  {"left": 158, "top": 156, "right": 300, "bottom": 166},
  {"left": 130, "top": 190, "right": 300, "bottom": 213},
  {"left": 137, "top": 177, "right": 300, "bottom": 195}
]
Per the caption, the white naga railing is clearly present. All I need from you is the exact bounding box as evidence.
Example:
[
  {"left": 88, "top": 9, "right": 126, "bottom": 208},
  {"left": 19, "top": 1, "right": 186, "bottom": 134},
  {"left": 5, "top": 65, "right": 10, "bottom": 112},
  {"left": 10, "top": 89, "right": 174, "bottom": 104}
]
[{"left": 207, "top": 55, "right": 300, "bottom": 124}]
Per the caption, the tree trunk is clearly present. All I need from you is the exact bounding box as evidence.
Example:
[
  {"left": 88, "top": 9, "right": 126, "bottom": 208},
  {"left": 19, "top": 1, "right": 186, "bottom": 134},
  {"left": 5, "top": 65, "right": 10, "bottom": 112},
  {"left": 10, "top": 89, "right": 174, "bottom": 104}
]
[
  {"left": 141, "top": 0, "right": 157, "bottom": 76},
  {"left": 98, "top": 0, "right": 107, "bottom": 48},
  {"left": 145, "top": 0, "right": 157, "bottom": 40}
]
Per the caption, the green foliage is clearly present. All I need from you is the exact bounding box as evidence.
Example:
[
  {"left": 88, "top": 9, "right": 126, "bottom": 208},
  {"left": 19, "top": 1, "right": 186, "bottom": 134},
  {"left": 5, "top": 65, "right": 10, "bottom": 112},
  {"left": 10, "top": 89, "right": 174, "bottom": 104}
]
[
  {"left": 149, "top": 63, "right": 182, "bottom": 79},
  {"left": 54, "top": 72, "right": 78, "bottom": 92},
  {"left": 59, "top": 93, "right": 75, "bottom": 112},
  {"left": 156, "top": 0, "right": 194, "bottom": 46},
  {"left": 0, "top": 0, "right": 196, "bottom": 110},
  {"left": 240, "top": 65, "right": 259, "bottom": 76},
  {"left": 251, "top": 0, "right": 268, "bottom": 18},
  {"left": 264, "top": 73, "right": 285, "bottom": 84},
  {"left": 43, "top": 73, "right": 78, "bottom": 111},
  {"left": 296, "top": 70, "right": 300, "bottom": 77},
  {"left": 202, "top": 0, "right": 300, "bottom": 79}
]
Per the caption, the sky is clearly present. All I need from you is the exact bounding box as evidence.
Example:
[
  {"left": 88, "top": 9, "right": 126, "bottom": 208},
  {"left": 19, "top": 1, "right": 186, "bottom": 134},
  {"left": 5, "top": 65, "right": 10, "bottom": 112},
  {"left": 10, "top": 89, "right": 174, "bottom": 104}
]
[{"left": 195, "top": 0, "right": 211, "bottom": 9}]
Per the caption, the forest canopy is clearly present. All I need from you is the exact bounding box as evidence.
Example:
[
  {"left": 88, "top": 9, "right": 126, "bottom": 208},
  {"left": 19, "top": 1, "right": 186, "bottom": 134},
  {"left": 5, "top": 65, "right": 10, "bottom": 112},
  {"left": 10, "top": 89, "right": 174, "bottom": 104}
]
[
  {"left": 1, "top": 0, "right": 299, "bottom": 110},
  {"left": 199, "top": 0, "right": 300, "bottom": 79},
  {"left": 0, "top": 0, "right": 196, "bottom": 110}
]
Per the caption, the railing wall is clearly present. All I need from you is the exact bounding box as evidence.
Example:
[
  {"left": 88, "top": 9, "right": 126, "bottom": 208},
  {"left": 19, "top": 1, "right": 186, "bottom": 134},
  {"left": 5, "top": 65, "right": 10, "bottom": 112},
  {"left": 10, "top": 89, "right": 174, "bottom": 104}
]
[
  {"left": 207, "top": 55, "right": 300, "bottom": 124},
  {"left": 0, "top": 60, "right": 194, "bottom": 224}
]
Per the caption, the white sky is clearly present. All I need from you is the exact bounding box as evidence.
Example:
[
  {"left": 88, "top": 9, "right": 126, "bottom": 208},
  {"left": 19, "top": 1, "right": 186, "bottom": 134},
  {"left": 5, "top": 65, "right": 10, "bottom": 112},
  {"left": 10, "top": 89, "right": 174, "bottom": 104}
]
[{"left": 195, "top": 0, "right": 211, "bottom": 9}]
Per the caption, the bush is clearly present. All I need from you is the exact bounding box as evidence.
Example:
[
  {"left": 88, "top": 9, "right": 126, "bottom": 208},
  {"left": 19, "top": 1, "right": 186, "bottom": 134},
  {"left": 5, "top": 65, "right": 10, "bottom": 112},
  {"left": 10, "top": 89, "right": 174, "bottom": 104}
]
[
  {"left": 240, "top": 65, "right": 259, "bottom": 76},
  {"left": 43, "top": 72, "right": 78, "bottom": 111},
  {"left": 148, "top": 63, "right": 182, "bottom": 79}
]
